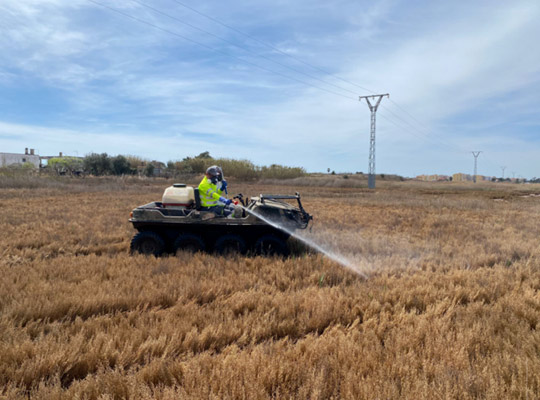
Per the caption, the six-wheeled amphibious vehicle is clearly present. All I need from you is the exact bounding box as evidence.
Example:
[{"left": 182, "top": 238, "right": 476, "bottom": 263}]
[{"left": 129, "top": 184, "right": 312, "bottom": 256}]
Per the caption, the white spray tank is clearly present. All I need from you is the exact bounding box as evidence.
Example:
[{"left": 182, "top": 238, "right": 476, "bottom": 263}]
[{"left": 162, "top": 183, "right": 195, "bottom": 209}]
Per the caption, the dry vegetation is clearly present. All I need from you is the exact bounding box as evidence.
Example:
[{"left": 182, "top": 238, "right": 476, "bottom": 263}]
[{"left": 1, "top": 176, "right": 539, "bottom": 399}]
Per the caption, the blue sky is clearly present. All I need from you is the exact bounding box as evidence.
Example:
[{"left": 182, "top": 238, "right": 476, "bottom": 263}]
[{"left": 0, "top": 0, "right": 539, "bottom": 178}]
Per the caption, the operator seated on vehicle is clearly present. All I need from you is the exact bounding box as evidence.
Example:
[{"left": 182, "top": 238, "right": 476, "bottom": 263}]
[{"left": 198, "top": 165, "right": 233, "bottom": 217}]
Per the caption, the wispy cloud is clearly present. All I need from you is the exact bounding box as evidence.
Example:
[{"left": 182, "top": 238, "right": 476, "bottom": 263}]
[{"left": 0, "top": 0, "right": 538, "bottom": 177}]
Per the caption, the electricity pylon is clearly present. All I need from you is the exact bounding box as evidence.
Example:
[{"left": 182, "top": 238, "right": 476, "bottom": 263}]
[
  {"left": 359, "top": 93, "right": 389, "bottom": 189},
  {"left": 472, "top": 151, "right": 482, "bottom": 183}
]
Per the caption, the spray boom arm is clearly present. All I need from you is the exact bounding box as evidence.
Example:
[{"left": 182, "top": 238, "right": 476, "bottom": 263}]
[{"left": 259, "top": 192, "right": 313, "bottom": 227}]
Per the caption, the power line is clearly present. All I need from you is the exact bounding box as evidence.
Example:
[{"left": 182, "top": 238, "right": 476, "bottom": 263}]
[
  {"left": 388, "top": 99, "right": 434, "bottom": 133},
  {"left": 171, "top": 0, "right": 491, "bottom": 161},
  {"left": 168, "top": 0, "right": 474, "bottom": 148},
  {"left": 376, "top": 112, "right": 467, "bottom": 158},
  {"left": 168, "top": 0, "right": 377, "bottom": 94},
  {"left": 87, "top": 0, "right": 357, "bottom": 101},
  {"left": 377, "top": 113, "right": 444, "bottom": 148},
  {"left": 385, "top": 98, "right": 508, "bottom": 172},
  {"left": 384, "top": 102, "right": 471, "bottom": 154},
  {"left": 130, "top": 0, "right": 363, "bottom": 98},
  {"left": 378, "top": 107, "right": 467, "bottom": 154},
  {"left": 88, "top": 0, "right": 451, "bottom": 155},
  {"left": 88, "top": 0, "right": 487, "bottom": 172},
  {"left": 91, "top": 0, "right": 468, "bottom": 156},
  {"left": 376, "top": 114, "right": 508, "bottom": 177},
  {"left": 480, "top": 153, "right": 511, "bottom": 178}
]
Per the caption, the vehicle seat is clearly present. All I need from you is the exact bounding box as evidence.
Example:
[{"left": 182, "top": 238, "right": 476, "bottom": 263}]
[
  {"left": 193, "top": 188, "right": 223, "bottom": 218},
  {"left": 194, "top": 188, "right": 202, "bottom": 211}
]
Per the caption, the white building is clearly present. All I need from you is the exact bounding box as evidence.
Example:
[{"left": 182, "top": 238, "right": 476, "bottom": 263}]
[{"left": 0, "top": 148, "right": 40, "bottom": 168}]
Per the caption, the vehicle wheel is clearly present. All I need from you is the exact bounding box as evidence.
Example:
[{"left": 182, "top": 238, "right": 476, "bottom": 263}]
[
  {"left": 174, "top": 233, "right": 205, "bottom": 254},
  {"left": 214, "top": 234, "right": 247, "bottom": 255},
  {"left": 254, "top": 235, "right": 289, "bottom": 256},
  {"left": 130, "top": 231, "right": 165, "bottom": 256}
]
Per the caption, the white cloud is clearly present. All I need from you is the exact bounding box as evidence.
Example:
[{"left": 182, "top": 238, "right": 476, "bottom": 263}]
[
  {"left": 0, "top": 0, "right": 539, "bottom": 177},
  {"left": 354, "top": 1, "right": 540, "bottom": 119},
  {"left": 0, "top": 120, "right": 224, "bottom": 160}
]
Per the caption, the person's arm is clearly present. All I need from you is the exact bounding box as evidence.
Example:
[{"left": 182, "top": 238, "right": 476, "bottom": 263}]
[{"left": 206, "top": 182, "right": 229, "bottom": 204}]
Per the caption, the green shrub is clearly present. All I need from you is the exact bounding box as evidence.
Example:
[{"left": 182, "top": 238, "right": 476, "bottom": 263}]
[
  {"left": 259, "top": 164, "right": 306, "bottom": 180},
  {"left": 215, "top": 158, "right": 259, "bottom": 180},
  {"left": 126, "top": 156, "right": 145, "bottom": 174},
  {"left": 112, "top": 155, "right": 131, "bottom": 175},
  {"left": 170, "top": 152, "right": 305, "bottom": 181},
  {"left": 48, "top": 157, "right": 83, "bottom": 175},
  {"left": 21, "top": 162, "right": 37, "bottom": 170},
  {"left": 144, "top": 163, "right": 155, "bottom": 177},
  {"left": 174, "top": 152, "right": 212, "bottom": 174},
  {"left": 83, "top": 153, "right": 112, "bottom": 176}
]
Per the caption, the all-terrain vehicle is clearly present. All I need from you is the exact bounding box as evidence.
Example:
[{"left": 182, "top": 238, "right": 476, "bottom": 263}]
[{"left": 129, "top": 183, "right": 312, "bottom": 256}]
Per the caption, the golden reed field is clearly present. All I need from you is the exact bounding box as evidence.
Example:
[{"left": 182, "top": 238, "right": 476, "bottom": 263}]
[{"left": 1, "top": 176, "right": 539, "bottom": 399}]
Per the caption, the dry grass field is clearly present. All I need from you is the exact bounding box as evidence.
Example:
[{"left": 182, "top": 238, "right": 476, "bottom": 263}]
[{"left": 1, "top": 176, "right": 539, "bottom": 399}]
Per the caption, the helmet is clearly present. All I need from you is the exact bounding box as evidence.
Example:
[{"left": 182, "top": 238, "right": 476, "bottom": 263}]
[{"left": 206, "top": 165, "right": 223, "bottom": 183}]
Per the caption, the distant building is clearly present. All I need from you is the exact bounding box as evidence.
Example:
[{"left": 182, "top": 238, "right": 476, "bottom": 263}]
[
  {"left": 0, "top": 148, "right": 40, "bottom": 168},
  {"left": 452, "top": 173, "right": 497, "bottom": 182},
  {"left": 151, "top": 161, "right": 166, "bottom": 176},
  {"left": 137, "top": 160, "right": 167, "bottom": 176},
  {"left": 452, "top": 173, "right": 473, "bottom": 182},
  {"left": 417, "top": 173, "right": 498, "bottom": 183},
  {"left": 416, "top": 174, "right": 451, "bottom": 182},
  {"left": 436, "top": 175, "right": 450, "bottom": 181}
]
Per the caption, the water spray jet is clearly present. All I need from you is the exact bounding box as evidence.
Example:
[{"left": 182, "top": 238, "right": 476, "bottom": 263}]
[{"left": 238, "top": 205, "right": 368, "bottom": 279}]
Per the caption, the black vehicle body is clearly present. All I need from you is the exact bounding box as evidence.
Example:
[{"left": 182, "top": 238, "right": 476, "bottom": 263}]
[{"left": 129, "top": 189, "right": 312, "bottom": 256}]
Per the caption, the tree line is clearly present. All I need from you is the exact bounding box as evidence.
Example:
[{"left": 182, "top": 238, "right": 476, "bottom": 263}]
[{"left": 46, "top": 152, "right": 306, "bottom": 180}]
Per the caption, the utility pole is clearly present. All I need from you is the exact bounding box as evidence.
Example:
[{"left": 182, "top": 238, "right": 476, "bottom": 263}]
[
  {"left": 501, "top": 166, "right": 506, "bottom": 179},
  {"left": 359, "top": 93, "right": 389, "bottom": 189},
  {"left": 472, "top": 151, "right": 482, "bottom": 183}
]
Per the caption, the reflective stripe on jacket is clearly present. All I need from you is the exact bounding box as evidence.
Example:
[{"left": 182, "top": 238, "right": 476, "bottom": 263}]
[{"left": 198, "top": 176, "right": 223, "bottom": 207}]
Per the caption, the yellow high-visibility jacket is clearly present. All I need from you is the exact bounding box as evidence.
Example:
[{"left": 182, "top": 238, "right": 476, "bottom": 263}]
[{"left": 198, "top": 176, "right": 224, "bottom": 207}]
